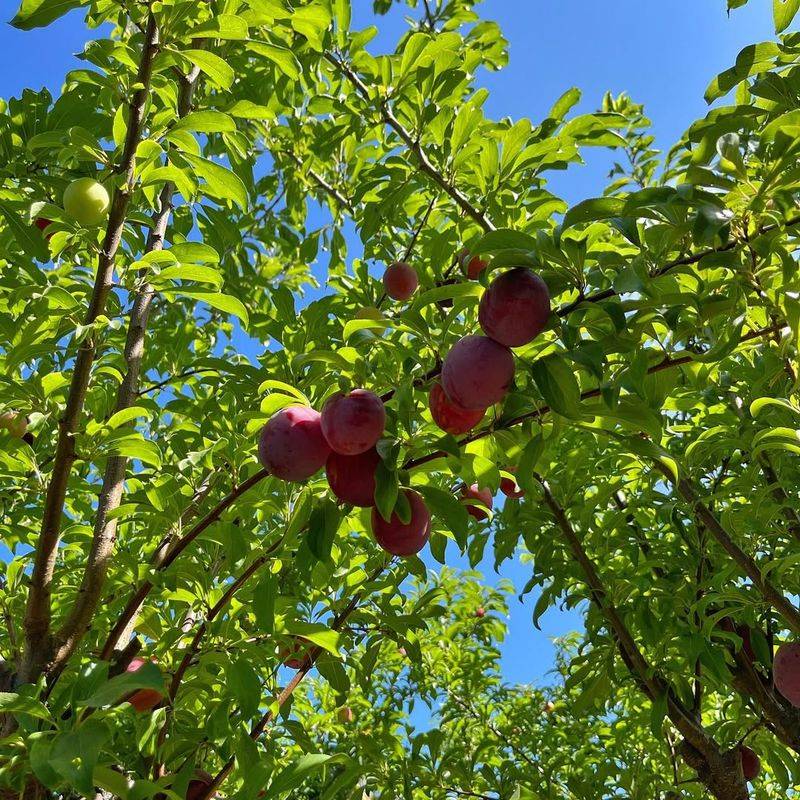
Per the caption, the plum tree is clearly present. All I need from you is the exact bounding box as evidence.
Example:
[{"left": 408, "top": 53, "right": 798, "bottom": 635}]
[
  {"left": 321, "top": 389, "right": 385, "bottom": 455},
  {"left": 739, "top": 746, "right": 760, "bottom": 782},
  {"left": 0, "top": 411, "right": 27, "bottom": 439},
  {"left": 428, "top": 381, "right": 486, "bottom": 435},
  {"left": 478, "top": 267, "right": 551, "bottom": 348},
  {"left": 441, "top": 335, "right": 515, "bottom": 409},
  {"left": 258, "top": 405, "right": 331, "bottom": 481},
  {"left": 62, "top": 177, "right": 110, "bottom": 227},
  {"left": 382, "top": 261, "right": 418, "bottom": 300},
  {"left": 773, "top": 642, "right": 800, "bottom": 706},
  {"left": 326, "top": 447, "right": 380, "bottom": 507},
  {"left": 371, "top": 490, "right": 431, "bottom": 556},
  {"left": 460, "top": 484, "right": 493, "bottom": 521},
  {"left": 126, "top": 657, "right": 163, "bottom": 713}
]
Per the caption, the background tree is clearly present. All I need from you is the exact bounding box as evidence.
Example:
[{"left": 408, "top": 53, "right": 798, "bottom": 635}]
[{"left": 0, "top": 0, "right": 799, "bottom": 798}]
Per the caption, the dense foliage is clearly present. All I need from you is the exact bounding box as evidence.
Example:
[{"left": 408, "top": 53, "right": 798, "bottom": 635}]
[{"left": 1, "top": 0, "right": 799, "bottom": 798}]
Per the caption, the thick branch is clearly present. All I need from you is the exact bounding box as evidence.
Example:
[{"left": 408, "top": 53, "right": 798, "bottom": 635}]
[
  {"left": 52, "top": 64, "right": 203, "bottom": 671},
  {"left": 19, "top": 14, "right": 161, "bottom": 684},
  {"left": 537, "top": 478, "right": 748, "bottom": 800}
]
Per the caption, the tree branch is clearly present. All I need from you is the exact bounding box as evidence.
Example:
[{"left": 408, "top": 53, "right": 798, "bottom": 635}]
[
  {"left": 325, "top": 52, "right": 494, "bottom": 232},
  {"left": 537, "top": 477, "right": 748, "bottom": 800},
  {"left": 51, "top": 61, "right": 204, "bottom": 672},
  {"left": 99, "top": 468, "right": 269, "bottom": 661},
  {"left": 199, "top": 563, "right": 388, "bottom": 797},
  {"left": 19, "top": 13, "right": 161, "bottom": 684}
]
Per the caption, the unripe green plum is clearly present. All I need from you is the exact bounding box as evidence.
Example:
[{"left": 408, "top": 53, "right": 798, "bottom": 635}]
[{"left": 63, "top": 177, "right": 110, "bottom": 227}]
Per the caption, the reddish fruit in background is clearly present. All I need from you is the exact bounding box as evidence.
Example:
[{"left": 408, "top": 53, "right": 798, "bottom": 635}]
[
  {"left": 371, "top": 489, "right": 431, "bottom": 557},
  {"left": 459, "top": 249, "right": 489, "bottom": 280},
  {"left": 186, "top": 771, "right": 214, "bottom": 800},
  {"left": 0, "top": 411, "right": 27, "bottom": 439},
  {"left": 774, "top": 642, "right": 800, "bottom": 706},
  {"left": 479, "top": 267, "right": 551, "bottom": 348},
  {"left": 397, "top": 646, "right": 407, "bottom": 657},
  {"left": 719, "top": 617, "right": 755, "bottom": 662},
  {"left": 258, "top": 406, "right": 331, "bottom": 482},
  {"left": 739, "top": 746, "right": 760, "bottom": 781},
  {"left": 280, "top": 638, "right": 312, "bottom": 670},
  {"left": 543, "top": 701, "right": 555, "bottom": 714},
  {"left": 383, "top": 261, "right": 418, "bottom": 301},
  {"left": 338, "top": 706, "right": 354, "bottom": 723},
  {"left": 34, "top": 217, "right": 54, "bottom": 240},
  {"left": 126, "top": 657, "right": 163, "bottom": 712},
  {"left": 461, "top": 484, "right": 493, "bottom": 521},
  {"left": 326, "top": 447, "right": 380, "bottom": 507},
  {"left": 475, "top": 607, "right": 486, "bottom": 618},
  {"left": 500, "top": 471, "right": 525, "bottom": 499},
  {"left": 441, "top": 335, "right": 514, "bottom": 410},
  {"left": 321, "top": 389, "right": 385, "bottom": 455},
  {"left": 428, "top": 382, "right": 486, "bottom": 436}
]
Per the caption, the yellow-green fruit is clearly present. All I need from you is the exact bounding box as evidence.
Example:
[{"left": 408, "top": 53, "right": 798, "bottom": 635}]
[
  {"left": 355, "top": 306, "right": 383, "bottom": 322},
  {"left": 63, "top": 178, "right": 110, "bottom": 227},
  {"left": 0, "top": 411, "right": 27, "bottom": 439}
]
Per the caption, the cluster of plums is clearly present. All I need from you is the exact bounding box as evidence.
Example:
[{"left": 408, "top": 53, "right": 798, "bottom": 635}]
[
  {"left": 257, "top": 389, "right": 432, "bottom": 557},
  {"left": 256, "top": 249, "right": 540, "bottom": 555}
]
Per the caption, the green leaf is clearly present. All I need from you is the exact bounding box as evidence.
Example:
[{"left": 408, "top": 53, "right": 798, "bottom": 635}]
[
  {"left": 227, "top": 658, "right": 261, "bottom": 717},
  {"left": 562, "top": 197, "right": 625, "bottom": 229},
  {"left": 530, "top": 355, "right": 581, "bottom": 418},
  {"left": 11, "top": 0, "right": 84, "bottom": 29},
  {"left": 270, "top": 754, "right": 353, "bottom": 796},
  {"left": 104, "top": 435, "right": 163, "bottom": 468},
  {"left": 0, "top": 692, "right": 51, "bottom": 721},
  {"left": 774, "top": 0, "right": 800, "bottom": 32},
  {"left": 472, "top": 228, "right": 538, "bottom": 253},
  {"left": 374, "top": 461, "right": 399, "bottom": 522},
  {"left": 0, "top": 201, "right": 49, "bottom": 262},
  {"left": 82, "top": 661, "right": 164, "bottom": 708},
  {"left": 247, "top": 42, "right": 301, "bottom": 80},
  {"left": 180, "top": 48, "right": 235, "bottom": 89},
  {"left": 173, "top": 291, "right": 249, "bottom": 328},
  {"left": 190, "top": 14, "right": 250, "bottom": 39},
  {"left": 180, "top": 153, "right": 248, "bottom": 209},
  {"left": 170, "top": 110, "right": 236, "bottom": 135},
  {"left": 287, "top": 623, "right": 340, "bottom": 656}
]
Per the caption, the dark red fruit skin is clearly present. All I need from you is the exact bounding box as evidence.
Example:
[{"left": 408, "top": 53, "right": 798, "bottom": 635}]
[
  {"left": 500, "top": 475, "right": 525, "bottom": 499},
  {"left": 126, "top": 657, "right": 163, "bottom": 712},
  {"left": 719, "top": 617, "right": 756, "bottom": 662},
  {"left": 479, "top": 267, "right": 551, "bottom": 348},
  {"left": 371, "top": 489, "right": 431, "bottom": 557},
  {"left": 321, "top": 389, "right": 385, "bottom": 455},
  {"left": 383, "top": 261, "right": 418, "bottom": 301},
  {"left": 441, "top": 335, "right": 514, "bottom": 410},
  {"left": 774, "top": 642, "right": 800, "bottom": 707},
  {"left": 258, "top": 406, "right": 331, "bottom": 482},
  {"left": 475, "top": 607, "right": 486, "bottom": 618},
  {"left": 739, "top": 746, "right": 760, "bottom": 781},
  {"left": 326, "top": 447, "right": 380, "bottom": 507},
  {"left": 461, "top": 251, "right": 488, "bottom": 280},
  {"left": 186, "top": 771, "right": 214, "bottom": 800},
  {"left": 429, "top": 382, "right": 486, "bottom": 435},
  {"left": 461, "top": 484, "right": 493, "bottom": 521}
]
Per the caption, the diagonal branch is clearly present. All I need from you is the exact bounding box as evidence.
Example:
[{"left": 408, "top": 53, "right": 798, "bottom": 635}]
[
  {"left": 537, "top": 477, "right": 748, "bottom": 800},
  {"left": 325, "top": 52, "right": 494, "bottom": 232},
  {"left": 19, "top": 13, "right": 162, "bottom": 684},
  {"left": 199, "top": 563, "right": 388, "bottom": 797}
]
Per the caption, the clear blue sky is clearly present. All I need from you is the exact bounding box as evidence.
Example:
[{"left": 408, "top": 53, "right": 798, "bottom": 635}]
[{"left": 0, "top": 1, "right": 776, "bottom": 692}]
